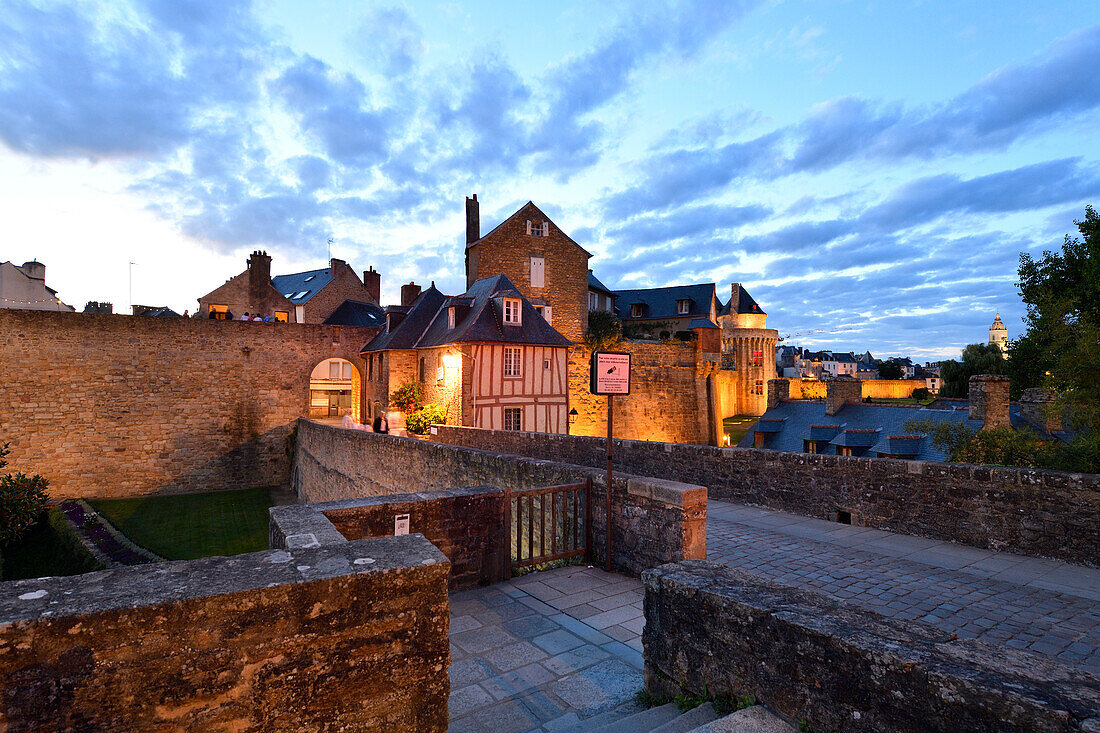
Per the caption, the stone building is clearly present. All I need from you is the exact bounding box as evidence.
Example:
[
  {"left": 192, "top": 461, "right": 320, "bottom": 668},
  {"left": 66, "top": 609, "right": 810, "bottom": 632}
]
[
  {"left": 988, "top": 312, "right": 1009, "bottom": 355},
  {"left": 362, "top": 274, "right": 571, "bottom": 432},
  {"left": 716, "top": 283, "right": 778, "bottom": 417},
  {"left": 0, "top": 259, "right": 74, "bottom": 312},
  {"left": 464, "top": 195, "right": 590, "bottom": 343},
  {"left": 197, "top": 251, "right": 382, "bottom": 323},
  {"left": 614, "top": 283, "right": 720, "bottom": 336}
]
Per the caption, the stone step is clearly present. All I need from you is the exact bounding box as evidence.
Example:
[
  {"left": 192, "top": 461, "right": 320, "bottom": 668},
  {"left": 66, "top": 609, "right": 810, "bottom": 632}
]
[
  {"left": 651, "top": 702, "right": 719, "bottom": 733},
  {"left": 686, "top": 706, "right": 797, "bottom": 733},
  {"left": 578, "top": 698, "right": 647, "bottom": 729},
  {"left": 590, "top": 701, "right": 681, "bottom": 733}
]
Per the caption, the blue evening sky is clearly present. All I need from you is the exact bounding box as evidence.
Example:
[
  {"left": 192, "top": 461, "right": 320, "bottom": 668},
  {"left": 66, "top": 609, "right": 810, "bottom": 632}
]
[{"left": 1, "top": 0, "right": 1097, "bottom": 358}]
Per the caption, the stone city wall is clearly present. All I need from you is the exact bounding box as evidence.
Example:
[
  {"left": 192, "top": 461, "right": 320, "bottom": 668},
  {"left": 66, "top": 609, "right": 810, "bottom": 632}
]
[
  {"left": 0, "top": 309, "right": 378, "bottom": 498},
  {"left": 0, "top": 534, "right": 450, "bottom": 732},
  {"left": 643, "top": 561, "right": 1100, "bottom": 733},
  {"left": 293, "top": 419, "right": 706, "bottom": 576},
  {"left": 272, "top": 487, "right": 507, "bottom": 590},
  {"left": 786, "top": 377, "right": 927, "bottom": 400},
  {"left": 568, "top": 342, "right": 712, "bottom": 445},
  {"left": 431, "top": 425, "right": 1100, "bottom": 566}
]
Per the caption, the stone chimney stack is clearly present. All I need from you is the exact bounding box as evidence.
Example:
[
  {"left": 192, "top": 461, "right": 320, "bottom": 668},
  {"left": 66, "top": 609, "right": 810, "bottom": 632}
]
[
  {"left": 730, "top": 282, "right": 740, "bottom": 311},
  {"left": 400, "top": 282, "right": 421, "bottom": 307},
  {"left": 767, "top": 378, "right": 789, "bottom": 411},
  {"left": 21, "top": 260, "right": 45, "bottom": 280},
  {"left": 1019, "top": 387, "right": 1061, "bottom": 434},
  {"left": 247, "top": 250, "right": 271, "bottom": 300},
  {"left": 363, "top": 267, "right": 381, "bottom": 304},
  {"left": 825, "top": 378, "right": 862, "bottom": 416},
  {"left": 968, "top": 374, "right": 1011, "bottom": 430},
  {"left": 329, "top": 257, "right": 346, "bottom": 277},
  {"left": 466, "top": 194, "right": 480, "bottom": 245}
]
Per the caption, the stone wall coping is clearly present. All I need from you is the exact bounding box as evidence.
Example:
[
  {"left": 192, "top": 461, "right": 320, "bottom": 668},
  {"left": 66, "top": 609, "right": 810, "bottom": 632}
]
[
  {"left": 313, "top": 486, "right": 502, "bottom": 513},
  {"left": 432, "top": 424, "right": 1099, "bottom": 486},
  {"left": 627, "top": 477, "right": 706, "bottom": 508},
  {"left": 644, "top": 560, "right": 1100, "bottom": 725},
  {"left": 0, "top": 534, "right": 447, "bottom": 625}
]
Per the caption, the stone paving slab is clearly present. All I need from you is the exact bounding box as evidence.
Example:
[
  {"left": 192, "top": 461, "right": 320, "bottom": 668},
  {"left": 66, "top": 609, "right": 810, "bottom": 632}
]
[
  {"left": 707, "top": 500, "right": 1100, "bottom": 677},
  {"left": 449, "top": 565, "right": 644, "bottom": 732}
]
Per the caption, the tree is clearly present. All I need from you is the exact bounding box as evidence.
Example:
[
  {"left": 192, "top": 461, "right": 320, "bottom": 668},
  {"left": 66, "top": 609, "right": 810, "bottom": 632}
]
[
  {"left": 584, "top": 310, "right": 623, "bottom": 351},
  {"left": 877, "top": 360, "right": 903, "bottom": 380},
  {"left": 389, "top": 381, "right": 423, "bottom": 413},
  {"left": 939, "top": 343, "right": 1005, "bottom": 398},
  {"left": 1006, "top": 205, "right": 1100, "bottom": 437}
]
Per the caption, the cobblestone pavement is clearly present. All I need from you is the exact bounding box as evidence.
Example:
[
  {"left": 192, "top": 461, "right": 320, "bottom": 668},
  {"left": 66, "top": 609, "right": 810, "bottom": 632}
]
[
  {"left": 448, "top": 565, "right": 645, "bottom": 732},
  {"left": 707, "top": 500, "right": 1100, "bottom": 677}
]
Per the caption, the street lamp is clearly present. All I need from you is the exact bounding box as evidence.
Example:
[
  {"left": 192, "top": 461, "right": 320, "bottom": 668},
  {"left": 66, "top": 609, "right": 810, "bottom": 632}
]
[{"left": 568, "top": 408, "right": 578, "bottom": 424}]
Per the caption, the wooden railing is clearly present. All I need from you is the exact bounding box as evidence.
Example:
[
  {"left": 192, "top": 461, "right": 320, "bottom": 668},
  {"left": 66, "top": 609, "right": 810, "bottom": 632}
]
[{"left": 507, "top": 479, "right": 591, "bottom": 569}]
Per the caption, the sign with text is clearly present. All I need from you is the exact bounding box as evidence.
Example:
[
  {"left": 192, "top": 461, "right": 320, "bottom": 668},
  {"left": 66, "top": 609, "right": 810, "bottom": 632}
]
[
  {"left": 394, "top": 514, "right": 410, "bottom": 536},
  {"left": 590, "top": 351, "right": 631, "bottom": 395}
]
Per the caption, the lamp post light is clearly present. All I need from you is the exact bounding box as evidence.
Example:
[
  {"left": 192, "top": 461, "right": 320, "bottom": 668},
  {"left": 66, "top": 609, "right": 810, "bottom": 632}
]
[{"left": 568, "top": 408, "right": 578, "bottom": 434}]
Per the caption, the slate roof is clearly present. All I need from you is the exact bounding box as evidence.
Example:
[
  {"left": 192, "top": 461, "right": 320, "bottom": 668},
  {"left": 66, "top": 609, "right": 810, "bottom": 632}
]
[
  {"left": 361, "top": 274, "right": 570, "bottom": 353},
  {"left": 323, "top": 300, "right": 385, "bottom": 328},
  {"left": 687, "top": 317, "right": 720, "bottom": 330},
  {"left": 718, "top": 285, "right": 766, "bottom": 316},
  {"left": 739, "top": 400, "right": 1066, "bottom": 461},
  {"left": 588, "top": 272, "right": 615, "bottom": 295},
  {"left": 614, "top": 283, "right": 716, "bottom": 321},
  {"left": 271, "top": 268, "right": 334, "bottom": 304}
]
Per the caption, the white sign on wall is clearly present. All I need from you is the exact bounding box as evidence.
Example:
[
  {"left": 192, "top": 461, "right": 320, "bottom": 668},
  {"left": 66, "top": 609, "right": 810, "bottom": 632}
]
[
  {"left": 590, "top": 351, "right": 631, "bottom": 395},
  {"left": 394, "top": 514, "right": 410, "bottom": 535}
]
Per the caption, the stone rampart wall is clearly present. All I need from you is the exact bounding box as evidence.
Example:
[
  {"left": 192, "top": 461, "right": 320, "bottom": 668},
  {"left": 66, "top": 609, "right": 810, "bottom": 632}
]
[
  {"left": 643, "top": 561, "right": 1100, "bottom": 732},
  {"left": 431, "top": 425, "right": 1100, "bottom": 565},
  {"left": 786, "top": 377, "right": 927, "bottom": 400},
  {"left": 0, "top": 535, "right": 450, "bottom": 732},
  {"left": 293, "top": 419, "right": 706, "bottom": 576},
  {"left": 0, "top": 309, "right": 378, "bottom": 498}
]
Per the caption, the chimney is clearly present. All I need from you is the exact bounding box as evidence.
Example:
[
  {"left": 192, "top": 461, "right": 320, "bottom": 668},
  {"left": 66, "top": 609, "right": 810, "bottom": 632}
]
[
  {"left": 400, "top": 282, "right": 421, "bottom": 307},
  {"left": 329, "top": 257, "right": 346, "bottom": 277},
  {"left": 247, "top": 250, "right": 272, "bottom": 299},
  {"left": 767, "top": 378, "right": 789, "bottom": 411},
  {"left": 825, "top": 378, "right": 861, "bottom": 416},
  {"left": 1019, "top": 387, "right": 1061, "bottom": 434},
  {"left": 466, "top": 194, "right": 480, "bottom": 245},
  {"left": 730, "top": 283, "right": 740, "bottom": 311},
  {"left": 363, "top": 267, "right": 381, "bottom": 304},
  {"left": 21, "top": 260, "right": 45, "bottom": 280},
  {"left": 968, "top": 374, "right": 1011, "bottom": 430}
]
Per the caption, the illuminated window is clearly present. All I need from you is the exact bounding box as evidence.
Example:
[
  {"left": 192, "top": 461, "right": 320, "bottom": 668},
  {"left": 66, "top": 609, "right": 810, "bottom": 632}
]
[
  {"left": 273, "top": 311, "right": 288, "bottom": 322},
  {"left": 752, "top": 350, "right": 763, "bottom": 367},
  {"left": 503, "top": 298, "right": 522, "bottom": 325},
  {"left": 753, "top": 380, "right": 764, "bottom": 395},
  {"left": 503, "top": 347, "right": 522, "bottom": 377},
  {"left": 804, "top": 440, "right": 818, "bottom": 454},
  {"left": 329, "top": 361, "right": 341, "bottom": 379},
  {"left": 504, "top": 407, "right": 522, "bottom": 431},
  {"left": 209, "top": 304, "right": 229, "bottom": 320}
]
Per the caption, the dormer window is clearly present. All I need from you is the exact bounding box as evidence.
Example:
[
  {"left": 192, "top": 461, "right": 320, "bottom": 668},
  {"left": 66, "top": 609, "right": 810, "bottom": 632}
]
[
  {"left": 631, "top": 303, "right": 645, "bottom": 318},
  {"left": 677, "top": 299, "right": 691, "bottom": 315},
  {"left": 503, "top": 298, "right": 522, "bottom": 325},
  {"left": 447, "top": 307, "right": 455, "bottom": 329}
]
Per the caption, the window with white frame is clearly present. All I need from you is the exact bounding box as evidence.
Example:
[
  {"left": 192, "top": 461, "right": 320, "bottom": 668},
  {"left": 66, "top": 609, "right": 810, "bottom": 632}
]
[
  {"left": 588, "top": 292, "right": 597, "bottom": 310},
  {"left": 541, "top": 221, "right": 549, "bottom": 236},
  {"left": 677, "top": 299, "right": 690, "bottom": 315},
  {"left": 530, "top": 256, "right": 545, "bottom": 287},
  {"left": 503, "top": 298, "right": 521, "bottom": 325},
  {"left": 630, "top": 303, "right": 644, "bottom": 318},
  {"left": 447, "top": 307, "right": 455, "bottom": 329},
  {"left": 525, "top": 220, "right": 549, "bottom": 236},
  {"left": 535, "top": 305, "right": 552, "bottom": 324},
  {"left": 503, "top": 346, "right": 522, "bottom": 377},
  {"left": 504, "top": 407, "right": 522, "bottom": 431}
]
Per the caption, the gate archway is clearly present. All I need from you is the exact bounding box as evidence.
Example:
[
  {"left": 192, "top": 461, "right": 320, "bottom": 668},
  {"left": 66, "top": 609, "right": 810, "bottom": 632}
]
[{"left": 309, "top": 357, "right": 362, "bottom": 424}]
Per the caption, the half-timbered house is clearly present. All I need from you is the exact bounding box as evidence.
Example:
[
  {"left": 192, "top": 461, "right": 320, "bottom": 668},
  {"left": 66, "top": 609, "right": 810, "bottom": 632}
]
[{"left": 361, "top": 274, "right": 572, "bottom": 433}]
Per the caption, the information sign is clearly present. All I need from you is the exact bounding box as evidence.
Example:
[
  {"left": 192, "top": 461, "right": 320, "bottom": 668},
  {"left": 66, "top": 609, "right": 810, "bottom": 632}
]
[
  {"left": 590, "top": 351, "right": 631, "bottom": 395},
  {"left": 394, "top": 514, "right": 410, "bottom": 536}
]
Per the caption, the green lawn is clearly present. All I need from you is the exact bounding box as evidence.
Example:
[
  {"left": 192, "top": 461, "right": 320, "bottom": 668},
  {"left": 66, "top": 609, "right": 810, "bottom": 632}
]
[
  {"left": 2, "top": 509, "right": 102, "bottom": 581},
  {"left": 723, "top": 415, "right": 759, "bottom": 446},
  {"left": 865, "top": 397, "right": 935, "bottom": 406},
  {"left": 90, "top": 487, "right": 274, "bottom": 560}
]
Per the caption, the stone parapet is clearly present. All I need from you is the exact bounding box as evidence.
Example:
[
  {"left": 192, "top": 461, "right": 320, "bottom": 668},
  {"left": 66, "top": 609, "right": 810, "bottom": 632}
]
[
  {"left": 0, "top": 535, "right": 450, "bottom": 732},
  {"left": 642, "top": 561, "right": 1100, "bottom": 733},
  {"left": 431, "top": 424, "right": 1100, "bottom": 566}
]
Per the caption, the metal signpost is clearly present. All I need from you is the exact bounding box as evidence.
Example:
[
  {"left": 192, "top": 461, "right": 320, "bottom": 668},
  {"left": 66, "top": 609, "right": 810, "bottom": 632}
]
[{"left": 589, "top": 351, "right": 631, "bottom": 571}]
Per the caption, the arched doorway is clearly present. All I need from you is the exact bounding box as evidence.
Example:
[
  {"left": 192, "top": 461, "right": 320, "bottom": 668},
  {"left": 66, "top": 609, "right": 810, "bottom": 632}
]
[{"left": 309, "top": 358, "right": 362, "bottom": 424}]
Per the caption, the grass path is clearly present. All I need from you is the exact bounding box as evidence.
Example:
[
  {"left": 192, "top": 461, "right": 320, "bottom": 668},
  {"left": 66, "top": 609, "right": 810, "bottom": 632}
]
[{"left": 90, "top": 487, "right": 274, "bottom": 560}]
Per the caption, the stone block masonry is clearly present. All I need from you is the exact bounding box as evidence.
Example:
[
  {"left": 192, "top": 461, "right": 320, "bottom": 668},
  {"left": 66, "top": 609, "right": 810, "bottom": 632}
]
[
  {"left": 431, "top": 425, "right": 1100, "bottom": 566},
  {"left": 272, "top": 487, "right": 509, "bottom": 590},
  {"left": 0, "top": 534, "right": 450, "bottom": 731},
  {"left": 293, "top": 419, "right": 706, "bottom": 576},
  {"left": 0, "top": 309, "right": 378, "bottom": 498},
  {"left": 643, "top": 561, "right": 1100, "bottom": 732}
]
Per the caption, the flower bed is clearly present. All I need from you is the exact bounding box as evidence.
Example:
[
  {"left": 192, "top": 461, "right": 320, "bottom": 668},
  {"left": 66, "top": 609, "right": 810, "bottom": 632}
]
[{"left": 57, "top": 499, "right": 164, "bottom": 567}]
